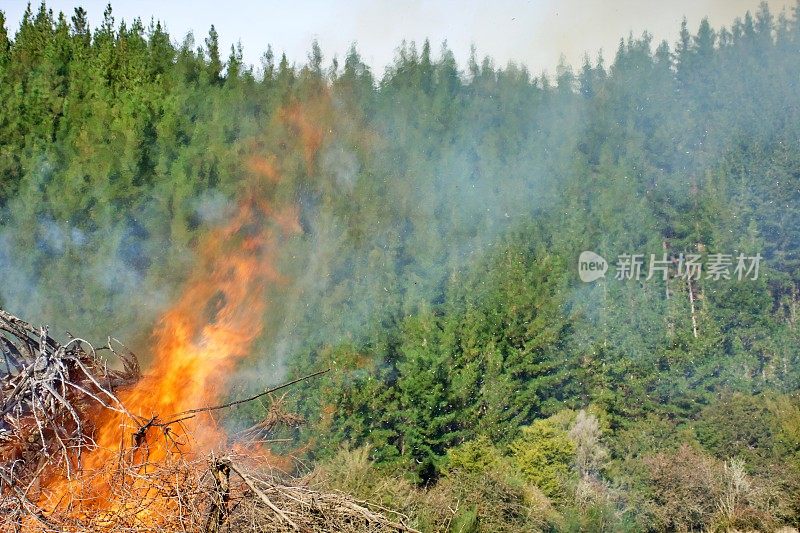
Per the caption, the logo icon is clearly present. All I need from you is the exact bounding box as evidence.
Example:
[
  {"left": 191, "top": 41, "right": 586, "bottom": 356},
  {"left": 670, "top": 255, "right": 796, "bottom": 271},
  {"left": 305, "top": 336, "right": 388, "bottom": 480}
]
[{"left": 578, "top": 251, "right": 607, "bottom": 282}]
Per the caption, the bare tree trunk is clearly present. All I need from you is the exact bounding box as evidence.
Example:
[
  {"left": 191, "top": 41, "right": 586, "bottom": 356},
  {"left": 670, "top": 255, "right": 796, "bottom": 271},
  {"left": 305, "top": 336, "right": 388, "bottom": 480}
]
[{"left": 687, "top": 278, "right": 698, "bottom": 339}]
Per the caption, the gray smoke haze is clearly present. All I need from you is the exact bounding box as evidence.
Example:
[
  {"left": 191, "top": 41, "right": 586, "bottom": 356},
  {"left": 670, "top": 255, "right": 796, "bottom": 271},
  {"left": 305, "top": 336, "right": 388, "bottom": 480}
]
[
  {"left": 232, "top": 63, "right": 568, "bottom": 393},
  {"left": 0, "top": 2, "right": 791, "bottom": 414},
  {"left": 0, "top": 215, "right": 171, "bottom": 351},
  {"left": 0, "top": 165, "right": 200, "bottom": 354}
]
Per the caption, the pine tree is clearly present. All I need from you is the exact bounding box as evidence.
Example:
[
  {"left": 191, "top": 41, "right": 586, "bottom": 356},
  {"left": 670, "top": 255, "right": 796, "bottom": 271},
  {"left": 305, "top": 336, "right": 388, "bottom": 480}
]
[{"left": 204, "top": 24, "right": 222, "bottom": 83}]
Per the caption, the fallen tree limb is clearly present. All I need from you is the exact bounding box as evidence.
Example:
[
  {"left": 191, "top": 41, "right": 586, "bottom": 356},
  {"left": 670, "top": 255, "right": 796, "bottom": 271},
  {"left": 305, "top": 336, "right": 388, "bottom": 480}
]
[
  {"left": 164, "top": 368, "right": 330, "bottom": 420},
  {"left": 228, "top": 460, "right": 299, "bottom": 530}
]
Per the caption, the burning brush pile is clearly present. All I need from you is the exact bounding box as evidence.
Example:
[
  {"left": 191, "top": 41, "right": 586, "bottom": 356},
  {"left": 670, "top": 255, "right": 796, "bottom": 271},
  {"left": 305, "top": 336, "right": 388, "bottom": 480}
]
[
  {"left": 0, "top": 107, "right": 417, "bottom": 531},
  {"left": 0, "top": 307, "right": 417, "bottom": 532}
]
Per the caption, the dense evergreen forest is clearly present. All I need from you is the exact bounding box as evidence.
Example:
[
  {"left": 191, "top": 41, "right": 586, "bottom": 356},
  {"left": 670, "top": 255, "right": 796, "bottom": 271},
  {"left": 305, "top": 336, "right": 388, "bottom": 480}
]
[{"left": 2, "top": 2, "right": 800, "bottom": 530}]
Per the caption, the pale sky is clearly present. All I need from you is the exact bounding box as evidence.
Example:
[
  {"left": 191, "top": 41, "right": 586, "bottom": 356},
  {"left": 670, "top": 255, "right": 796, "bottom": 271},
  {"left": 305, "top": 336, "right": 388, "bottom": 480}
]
[{"left": 2, "top": 0, "right": 796, "bottom": 76}]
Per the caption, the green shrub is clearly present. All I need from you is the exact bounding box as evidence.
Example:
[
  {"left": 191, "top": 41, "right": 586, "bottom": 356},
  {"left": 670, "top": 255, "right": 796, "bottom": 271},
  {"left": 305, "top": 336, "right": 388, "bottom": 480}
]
[
  {"left": 695, "top": 391, "right": 781, "bottom": 470},
  {"left": 313, "top": 443, "right": 561, "bottom": 532},
  {"left": 444, "top": 435, "right": 505, "bottom": 475},
  {"left": 509, "top": 417, "right": 576, "bottom": 501}
]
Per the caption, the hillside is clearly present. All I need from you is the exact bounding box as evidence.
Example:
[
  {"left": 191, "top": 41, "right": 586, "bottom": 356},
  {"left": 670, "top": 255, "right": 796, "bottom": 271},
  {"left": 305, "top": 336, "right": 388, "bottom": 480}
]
[{"left": 1, "top": 2, "right": 800, "bottom": 530}]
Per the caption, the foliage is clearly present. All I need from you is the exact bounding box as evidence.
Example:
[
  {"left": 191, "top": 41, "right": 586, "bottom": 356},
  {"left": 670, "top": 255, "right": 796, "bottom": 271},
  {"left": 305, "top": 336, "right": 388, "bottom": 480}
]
[
  {"left": 443, "top": 435, "right": 505, "bottom": 475},
  {"left": 509, "top": 416, "right": 576, "bottom": 501},
  {"left": 642, "top": 444, "right": 725, "bottom": 532},
  {"left": 694, "top": 391, "right": 782, "bottom": 470}
]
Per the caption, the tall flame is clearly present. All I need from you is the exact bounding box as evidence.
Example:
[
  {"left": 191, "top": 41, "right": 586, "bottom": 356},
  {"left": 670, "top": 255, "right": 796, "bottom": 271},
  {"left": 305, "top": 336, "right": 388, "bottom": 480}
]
[
  {"left": 36, "top": 104, "right": 319, "bottom": 520},
  {"left": 113, "top": 171, "right": 299, "bottom": 454}
]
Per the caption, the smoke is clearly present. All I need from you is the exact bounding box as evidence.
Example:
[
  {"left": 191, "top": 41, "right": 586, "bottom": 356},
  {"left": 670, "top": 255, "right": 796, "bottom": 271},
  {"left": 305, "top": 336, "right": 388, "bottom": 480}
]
[
  {"left": 231, "top": 67, "right": 566, "bottom": 393},
  {"left": 191, "top": 189, "right": 235, "bottom": 225},
  {"left": 320, "top": 141, "right": 360, "bottom": 192},
  {"left": 238, "top": 4, "right": 797, "bottom": 402},
  {"left": 1, "top": 2, "right": 795, "bottom": 423},
  {"left": 0, "top": 202, "right": 176, "bottom": 352}
]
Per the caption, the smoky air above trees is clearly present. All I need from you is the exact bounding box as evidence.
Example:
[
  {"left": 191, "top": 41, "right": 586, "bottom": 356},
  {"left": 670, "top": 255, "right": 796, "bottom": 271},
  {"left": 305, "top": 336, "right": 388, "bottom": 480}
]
[{"left": 4, "top": 1, "right": 792, "bottom": 83}]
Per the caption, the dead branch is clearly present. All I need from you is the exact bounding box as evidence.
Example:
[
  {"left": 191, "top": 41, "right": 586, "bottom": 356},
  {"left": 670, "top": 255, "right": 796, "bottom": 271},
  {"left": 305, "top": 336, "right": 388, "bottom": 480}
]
[
  {"left": 204, "top": 456, "right": 231, "bottom": 533},
  {"left": 163, "top": 368, "right": 330, "bottom": 421},
  {"left": 0, "top": 308, "right": 140, "bottom": 492}
]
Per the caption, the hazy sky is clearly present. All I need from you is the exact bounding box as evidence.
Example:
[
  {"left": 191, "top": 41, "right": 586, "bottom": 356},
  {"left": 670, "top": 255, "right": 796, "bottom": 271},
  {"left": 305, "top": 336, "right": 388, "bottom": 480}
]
[{"left": 3, "top": 0, "right": 796, "bottom": 75}]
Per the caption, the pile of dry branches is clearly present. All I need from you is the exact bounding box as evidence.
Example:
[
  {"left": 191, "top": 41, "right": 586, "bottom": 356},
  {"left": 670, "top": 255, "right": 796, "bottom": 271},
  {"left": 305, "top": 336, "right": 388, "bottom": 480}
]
[
  {"left": 0, "top": 308, "right": 139, "bottom": 488},
  {"left": 0, "top": 309, "right": 418, "bottom": 532},
  {"left": 1, "top": 449, "right": 419, "bottom": 532}
]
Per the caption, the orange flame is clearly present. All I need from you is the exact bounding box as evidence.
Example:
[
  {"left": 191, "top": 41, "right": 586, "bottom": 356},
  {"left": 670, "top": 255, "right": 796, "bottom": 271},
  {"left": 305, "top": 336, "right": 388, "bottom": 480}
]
[{"left": 36, "top": 103, "right": 323, "bottom": 522}]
